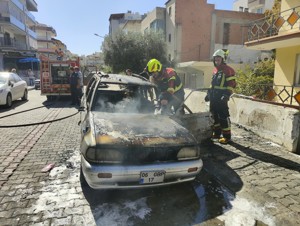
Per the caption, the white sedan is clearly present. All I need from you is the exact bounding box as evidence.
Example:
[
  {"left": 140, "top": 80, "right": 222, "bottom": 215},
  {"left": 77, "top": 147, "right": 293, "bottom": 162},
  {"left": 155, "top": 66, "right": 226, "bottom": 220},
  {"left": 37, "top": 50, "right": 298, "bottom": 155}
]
[{"left": 0, "top": 72, "right": 28, "bottom": 108}]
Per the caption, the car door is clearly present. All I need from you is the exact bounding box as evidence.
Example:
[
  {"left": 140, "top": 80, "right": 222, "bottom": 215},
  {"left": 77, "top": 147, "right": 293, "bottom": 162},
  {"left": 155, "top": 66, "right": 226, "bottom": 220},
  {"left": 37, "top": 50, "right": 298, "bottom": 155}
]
[
  {"left": 12, "top": 74, "right": 25, "bottom": 99},
  {"left": 8, "top": 74, "right": 20, "bottom": 101},
  {"left": 80, "top": 77, "right": 98, "bottom": 136}
]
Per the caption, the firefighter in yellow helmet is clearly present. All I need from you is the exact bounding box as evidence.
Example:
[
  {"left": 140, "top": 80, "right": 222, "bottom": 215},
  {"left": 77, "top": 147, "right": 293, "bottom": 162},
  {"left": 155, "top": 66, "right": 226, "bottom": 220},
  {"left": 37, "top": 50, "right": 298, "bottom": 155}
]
[
  {"left": 146, "top": 59, "right": 185, "bottom": 115},
  {"left": 205, "top": 49, "right": 236, "bottom": 144}
]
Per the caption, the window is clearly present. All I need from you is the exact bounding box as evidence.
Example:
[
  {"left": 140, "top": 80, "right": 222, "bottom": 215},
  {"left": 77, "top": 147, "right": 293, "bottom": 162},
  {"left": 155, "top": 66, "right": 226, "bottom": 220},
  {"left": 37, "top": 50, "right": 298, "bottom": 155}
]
[
  {"left": 168, "top": 34, "right": 171, "bottom": 42},
  {"left": 168, "top": 6, "right": 172, "bottom": 16},
  {"left": 244, "top": 8, "right": 249, "bottom": 12},
  {"left": 295, "top": 54, "right": 300, "bottom": 86},
  {"left": 239, "top": 7, "right": 243, "bottom": 12},
  {"left": 256, "top": 8, "right": 263, "bottom": 14},
  {"left": 223, "top": 23, "right": 230, "bottom": 45}
]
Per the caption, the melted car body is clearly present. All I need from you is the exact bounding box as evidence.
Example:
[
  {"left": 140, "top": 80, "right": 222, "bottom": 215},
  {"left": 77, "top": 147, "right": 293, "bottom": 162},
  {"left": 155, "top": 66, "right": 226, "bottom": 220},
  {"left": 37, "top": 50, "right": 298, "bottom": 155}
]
[{"left": 79, "top": 72, "right": 203, "bottom": 189}]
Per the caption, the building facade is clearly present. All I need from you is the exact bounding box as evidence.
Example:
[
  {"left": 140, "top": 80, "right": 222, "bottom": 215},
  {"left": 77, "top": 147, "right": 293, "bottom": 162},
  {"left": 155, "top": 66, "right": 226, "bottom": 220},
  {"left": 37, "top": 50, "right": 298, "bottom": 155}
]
[
  {"left": 0, "top": 0, "right": 38, "bottom": 71},
  {"left": 109, "top": 11, "right": 145, "bottom": 39},
  {"left": 233, "top": 0, "right": 275, "bottom": 13},
  {"left": 245, "top": 0, "right": 300, "bottom": 106},
  {"left": 165, "top": 0, "right": 265, "bottom": 64},
  {"left": 141, "top": 7, "right": 166, "bottom": 34},
  {"left": 35, "top": 23, "right": 57, "bottom": 60}
]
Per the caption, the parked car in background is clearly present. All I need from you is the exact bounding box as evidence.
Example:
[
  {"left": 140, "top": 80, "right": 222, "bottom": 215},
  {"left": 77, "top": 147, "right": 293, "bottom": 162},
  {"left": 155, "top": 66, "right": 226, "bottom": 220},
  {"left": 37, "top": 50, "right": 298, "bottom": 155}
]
[
  {"left": 34, "top": 79, "right": 40, "bottom": 89},
  {"left": 79, "top": 72, "right": 203, "bottom": 189},
  {"left": 0, "top": 72, "right": 28, "bottom": 108}
]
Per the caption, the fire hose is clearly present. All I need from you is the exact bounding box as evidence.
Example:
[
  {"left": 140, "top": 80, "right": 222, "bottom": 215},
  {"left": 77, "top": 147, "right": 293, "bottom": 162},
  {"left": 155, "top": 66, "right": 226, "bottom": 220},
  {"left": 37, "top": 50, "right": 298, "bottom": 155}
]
[{"left": 174, "top": 88, "right": 210, "bottom": 114}]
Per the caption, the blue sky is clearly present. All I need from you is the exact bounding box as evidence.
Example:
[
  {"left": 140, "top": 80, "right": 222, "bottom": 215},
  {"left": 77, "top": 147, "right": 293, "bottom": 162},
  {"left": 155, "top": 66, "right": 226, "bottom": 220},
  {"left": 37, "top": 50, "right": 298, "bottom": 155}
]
[{"left": 33, "top": 0, "right": 235, "bottom": 56}]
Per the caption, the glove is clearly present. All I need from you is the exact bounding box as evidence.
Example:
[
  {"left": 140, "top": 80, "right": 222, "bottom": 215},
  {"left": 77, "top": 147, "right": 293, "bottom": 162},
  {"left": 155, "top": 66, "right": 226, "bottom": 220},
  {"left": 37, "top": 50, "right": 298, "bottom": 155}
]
[
  {"left": 204, "top": 95, "right": 210, "bottom": 102},
  {"left": 221, "top": 95, "right": 229, "bottom": 101}
]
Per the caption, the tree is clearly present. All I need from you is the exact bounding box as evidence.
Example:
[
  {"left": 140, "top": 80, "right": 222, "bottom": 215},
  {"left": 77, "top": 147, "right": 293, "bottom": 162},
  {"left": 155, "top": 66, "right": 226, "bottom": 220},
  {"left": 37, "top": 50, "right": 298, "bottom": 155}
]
[
  {"left": 102, "top": 31, "right": 168, "bottom": 74},
  {"left": 264, "top": 0, "right": 281, "bottom": 18},
  {"left": 235, "top": 60, "right": 275, "bottom": 99}
]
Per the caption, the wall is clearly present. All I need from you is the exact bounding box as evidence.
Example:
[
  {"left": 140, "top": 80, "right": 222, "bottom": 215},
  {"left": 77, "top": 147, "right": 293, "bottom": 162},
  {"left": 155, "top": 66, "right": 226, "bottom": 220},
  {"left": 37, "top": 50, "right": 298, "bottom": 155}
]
[
  {"left": 275, "top": 46, "right": 300, "bottom": 86},
  {"left": 184, "top": 89, "right": 300, "bottom": 153}
]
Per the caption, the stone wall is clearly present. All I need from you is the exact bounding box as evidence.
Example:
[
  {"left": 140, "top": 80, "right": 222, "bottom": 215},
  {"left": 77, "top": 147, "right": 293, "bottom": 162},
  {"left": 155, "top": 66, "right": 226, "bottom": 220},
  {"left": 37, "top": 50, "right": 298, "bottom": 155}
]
[{"left": 184, "top": 89, "right": 300, "bottom": 153}]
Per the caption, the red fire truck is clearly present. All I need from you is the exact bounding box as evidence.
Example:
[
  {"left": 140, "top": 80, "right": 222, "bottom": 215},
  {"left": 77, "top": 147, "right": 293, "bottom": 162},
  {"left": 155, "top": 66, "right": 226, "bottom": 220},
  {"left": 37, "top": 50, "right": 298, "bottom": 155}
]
[{"left": 39, "top": 56, "right": 80, "bottom": 100}]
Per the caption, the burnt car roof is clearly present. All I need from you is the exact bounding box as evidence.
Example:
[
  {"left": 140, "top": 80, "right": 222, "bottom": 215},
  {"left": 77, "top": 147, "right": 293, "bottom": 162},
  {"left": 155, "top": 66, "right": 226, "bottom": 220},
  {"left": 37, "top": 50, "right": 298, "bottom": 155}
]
[{"left": 95, "top": 72, "right": 155, "bottom": 87}]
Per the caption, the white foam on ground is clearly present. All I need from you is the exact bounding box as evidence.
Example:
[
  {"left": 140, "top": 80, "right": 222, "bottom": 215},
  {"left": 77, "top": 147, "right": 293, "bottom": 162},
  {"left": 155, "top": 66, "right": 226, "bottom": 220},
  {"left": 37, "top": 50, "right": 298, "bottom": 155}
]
[
  {"left": 93, "top": 197, "right": 151, "bottom": 226},
  {"left": 219, "top": 189, "right": 276, "bottom": 226}
]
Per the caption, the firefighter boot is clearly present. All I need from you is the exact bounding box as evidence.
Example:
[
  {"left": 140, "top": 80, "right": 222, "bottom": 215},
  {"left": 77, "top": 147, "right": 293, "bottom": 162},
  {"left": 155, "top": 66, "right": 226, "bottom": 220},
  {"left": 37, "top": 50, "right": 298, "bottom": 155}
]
[{"left": 219, "top": 137, "right": 231, "bottom": 144}]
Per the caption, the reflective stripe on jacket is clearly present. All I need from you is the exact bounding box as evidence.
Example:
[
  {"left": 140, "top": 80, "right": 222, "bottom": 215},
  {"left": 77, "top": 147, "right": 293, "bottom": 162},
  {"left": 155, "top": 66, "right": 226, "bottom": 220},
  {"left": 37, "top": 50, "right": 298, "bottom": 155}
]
[
  {"left": 162, "top": 68, "right": 183, "bottom": 95},
  {"left": 211, "top": 64, "right": 236, "bottom": 94}
]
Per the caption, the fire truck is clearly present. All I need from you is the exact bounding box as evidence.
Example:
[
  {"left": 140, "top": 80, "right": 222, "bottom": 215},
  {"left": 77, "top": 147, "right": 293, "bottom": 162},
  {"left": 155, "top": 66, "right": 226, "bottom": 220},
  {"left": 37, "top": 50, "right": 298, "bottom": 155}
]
[{"left": 39, "top": 56, "right": 80, "bottom": 100}]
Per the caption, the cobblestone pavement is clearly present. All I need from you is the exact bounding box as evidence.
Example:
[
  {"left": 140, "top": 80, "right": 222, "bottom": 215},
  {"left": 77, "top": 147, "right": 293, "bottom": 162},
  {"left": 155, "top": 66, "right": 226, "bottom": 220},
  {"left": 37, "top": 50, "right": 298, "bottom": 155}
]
[
  {"left": 0, "top": 92, "right": 299, "bottom": 225},
  {"left": 200, "top": 125, "right": 300, "bottom": 226}
]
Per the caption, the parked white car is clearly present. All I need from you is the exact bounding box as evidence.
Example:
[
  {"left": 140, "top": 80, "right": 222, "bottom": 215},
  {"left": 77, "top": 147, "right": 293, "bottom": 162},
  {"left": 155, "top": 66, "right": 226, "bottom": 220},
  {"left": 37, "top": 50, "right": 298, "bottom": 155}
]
[{"left": 0, "top": 72, "right": 28, "bottom": 108}]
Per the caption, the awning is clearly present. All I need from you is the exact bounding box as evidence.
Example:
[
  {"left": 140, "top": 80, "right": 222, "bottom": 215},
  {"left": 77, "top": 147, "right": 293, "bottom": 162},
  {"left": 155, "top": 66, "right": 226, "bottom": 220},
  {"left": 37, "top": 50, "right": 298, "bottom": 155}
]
[{"left": 18, "top": 57, "right": 40, "bottom": 63}]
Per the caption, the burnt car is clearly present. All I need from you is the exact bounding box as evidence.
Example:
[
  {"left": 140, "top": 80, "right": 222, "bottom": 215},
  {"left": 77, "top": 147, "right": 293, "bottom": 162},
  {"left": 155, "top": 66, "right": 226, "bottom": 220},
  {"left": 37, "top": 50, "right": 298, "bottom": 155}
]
[{"left": 79, "top": 72, "right": 203, "bottom": 189}]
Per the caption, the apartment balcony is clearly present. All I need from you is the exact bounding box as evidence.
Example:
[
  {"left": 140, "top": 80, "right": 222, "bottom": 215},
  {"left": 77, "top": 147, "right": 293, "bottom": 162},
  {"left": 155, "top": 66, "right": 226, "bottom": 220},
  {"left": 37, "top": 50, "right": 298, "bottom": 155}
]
[
  {"left": 0, "top": 37, "right": 27, "bottom": 50},
  {"left": 248, "top": 0, "right": 265, "bottom": 8},
  {"left": 26, "top": 0, "right": 38, "bottom": 12},
  {"left": 245, "top": 5, "right": 300, "bottom": 50}
]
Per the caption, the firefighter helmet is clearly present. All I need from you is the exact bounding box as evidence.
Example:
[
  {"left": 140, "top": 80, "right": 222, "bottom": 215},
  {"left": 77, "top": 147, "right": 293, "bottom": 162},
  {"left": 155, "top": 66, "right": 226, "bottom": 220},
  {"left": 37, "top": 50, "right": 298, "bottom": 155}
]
[
  {"left": 146, "top": 59, "right": 162, "bottom": 73},
  {"left": 213, "top": 49, "right": 226, "bottom": 59},
  {"left": 213, "top": 49, "right": 229, "bottom": 60}
]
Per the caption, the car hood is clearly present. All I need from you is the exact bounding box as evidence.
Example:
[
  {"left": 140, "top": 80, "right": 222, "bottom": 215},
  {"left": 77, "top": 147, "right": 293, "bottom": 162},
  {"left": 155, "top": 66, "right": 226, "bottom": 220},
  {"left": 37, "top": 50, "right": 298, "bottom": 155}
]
[{"left": 90, "top": 112, "right": 197, "bottom": 146}]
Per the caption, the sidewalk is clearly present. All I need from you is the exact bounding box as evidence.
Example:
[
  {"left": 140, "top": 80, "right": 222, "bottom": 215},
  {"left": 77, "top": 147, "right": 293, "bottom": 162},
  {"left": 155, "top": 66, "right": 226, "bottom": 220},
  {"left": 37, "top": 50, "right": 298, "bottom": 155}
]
[{"left": 200, "top": 124, "right": 300, "bottom": 226}]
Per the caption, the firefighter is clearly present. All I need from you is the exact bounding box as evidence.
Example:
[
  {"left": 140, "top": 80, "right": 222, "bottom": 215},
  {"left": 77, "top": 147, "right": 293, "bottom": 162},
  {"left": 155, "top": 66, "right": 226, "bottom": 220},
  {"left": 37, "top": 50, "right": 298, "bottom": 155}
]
[
  {"left": 69, "top": 66, "right": 81, "bottom": 105},
  {"left": 146, "top": 58, "right": 185, "bottom": 115},
  {"left": 205, "top": 49, "right": 236, "bottom": 144}
]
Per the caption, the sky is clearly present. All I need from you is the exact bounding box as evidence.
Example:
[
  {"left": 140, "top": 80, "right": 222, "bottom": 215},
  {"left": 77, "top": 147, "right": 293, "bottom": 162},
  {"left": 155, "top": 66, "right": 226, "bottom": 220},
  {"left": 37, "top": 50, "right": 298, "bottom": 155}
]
[{"left": 32, "top": 0, "right": 235, "bottom": 56}]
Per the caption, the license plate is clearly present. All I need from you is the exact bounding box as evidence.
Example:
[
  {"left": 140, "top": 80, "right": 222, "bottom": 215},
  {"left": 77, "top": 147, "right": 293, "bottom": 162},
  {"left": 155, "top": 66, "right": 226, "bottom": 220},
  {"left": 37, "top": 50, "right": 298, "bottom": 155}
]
[{"left": 140, "top": 171, "right": 165, "bottom": 184}]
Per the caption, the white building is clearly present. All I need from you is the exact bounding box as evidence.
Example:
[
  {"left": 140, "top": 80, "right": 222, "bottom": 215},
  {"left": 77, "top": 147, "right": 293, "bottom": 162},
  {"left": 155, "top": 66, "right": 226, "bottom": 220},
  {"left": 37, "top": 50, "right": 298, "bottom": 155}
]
[
  {"left": 233, "top": 0, "right": 275, "bottom": 13},
  {"left": 0, "top": 0, "right": 38, "bottom": 71}
]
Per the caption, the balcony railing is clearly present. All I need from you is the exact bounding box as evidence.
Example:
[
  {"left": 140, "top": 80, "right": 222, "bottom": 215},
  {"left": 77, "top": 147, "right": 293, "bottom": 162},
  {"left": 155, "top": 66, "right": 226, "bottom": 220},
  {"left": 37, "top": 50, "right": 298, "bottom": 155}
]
[
  {"left": 247, "top": 5, "right": 300, "bottom": 41},
  {"left": 0, "top": 37, "right": 27, "bottom": 49},
  {"left": 235, "top": 83, "right": 300, "bottom": 107}
]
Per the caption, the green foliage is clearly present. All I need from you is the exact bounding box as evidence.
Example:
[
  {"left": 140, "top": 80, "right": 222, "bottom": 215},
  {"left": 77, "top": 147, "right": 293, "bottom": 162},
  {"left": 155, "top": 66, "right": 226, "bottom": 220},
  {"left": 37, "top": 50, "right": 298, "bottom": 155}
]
[
  {"left": 264, "top": 0, "right": 281, "bottom": 18},
  {"left": 102, "top": 31, "right": 168, "bottom": 74},
  {"left": 235, "top": 60, "right": 274, "bottom": 98}
]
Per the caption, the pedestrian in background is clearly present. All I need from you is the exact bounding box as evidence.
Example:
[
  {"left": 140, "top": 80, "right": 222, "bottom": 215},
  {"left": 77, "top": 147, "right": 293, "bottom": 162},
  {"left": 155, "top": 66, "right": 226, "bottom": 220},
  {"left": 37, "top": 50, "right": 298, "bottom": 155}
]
[
  {"left": 69, "top": 66, "right": 80, "bottom": 105},
  {"left": 205, "top": 49, "right": 236, "bottom": 144},
  {"left": 74, "top": 66, "right": 83, "bottom": 98},
  {"left": 28, "top": 69, "right": 35, "bottom": 86}
]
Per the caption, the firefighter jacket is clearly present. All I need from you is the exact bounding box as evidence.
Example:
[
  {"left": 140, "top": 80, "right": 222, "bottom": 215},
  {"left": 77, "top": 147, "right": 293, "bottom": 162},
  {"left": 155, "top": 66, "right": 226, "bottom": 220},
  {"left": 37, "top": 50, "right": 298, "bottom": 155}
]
[
  {"left": 156, "top": 68, "right": 183, "bottom": 96},
  {"left": 209, "top": 64, "right": 236, "bottom": 100}
]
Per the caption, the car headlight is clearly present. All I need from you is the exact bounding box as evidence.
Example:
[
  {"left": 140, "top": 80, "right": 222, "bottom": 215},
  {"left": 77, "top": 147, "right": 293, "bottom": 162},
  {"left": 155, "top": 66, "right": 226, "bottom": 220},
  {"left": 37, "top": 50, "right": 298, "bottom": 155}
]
[
  {"left": 177, "top": 146, "right": 200, "bottom": 160},
  {"left": 86, "top": 147, "right": 124, "bottom": 163}
]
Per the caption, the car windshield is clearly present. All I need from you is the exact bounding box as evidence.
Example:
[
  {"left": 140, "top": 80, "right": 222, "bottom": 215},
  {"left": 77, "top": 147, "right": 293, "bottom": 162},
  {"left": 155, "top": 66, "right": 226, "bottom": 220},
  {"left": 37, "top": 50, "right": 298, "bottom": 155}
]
[
  {"left": 0, "top": 74, "right": 8, "bottom": 84},
  {"left": 92, "top": 83, "right": 156, "bottom": 114}
]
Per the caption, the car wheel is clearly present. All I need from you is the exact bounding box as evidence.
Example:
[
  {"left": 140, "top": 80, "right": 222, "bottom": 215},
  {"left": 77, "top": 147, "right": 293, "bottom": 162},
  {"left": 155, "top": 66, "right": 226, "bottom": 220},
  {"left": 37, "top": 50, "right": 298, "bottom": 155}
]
[
  {"left": 5, "top": 93, "right": 12, "bottom": 108},
  {"left": 22, "top": 89, "right": 28, "bottom": 101}
]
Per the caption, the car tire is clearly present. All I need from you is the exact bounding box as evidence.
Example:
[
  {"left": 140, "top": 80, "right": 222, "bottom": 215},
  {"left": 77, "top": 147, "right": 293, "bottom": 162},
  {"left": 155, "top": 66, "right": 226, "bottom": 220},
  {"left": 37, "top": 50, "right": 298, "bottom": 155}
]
[
  {"left": 5, "top": 93, "right": 12, "bottom": 108},
  {"left": 80, "top": 166, "right": 88, "bottom": 188},
  {"left": 22, "top": 89, "right": 28, "bottom": 101}
]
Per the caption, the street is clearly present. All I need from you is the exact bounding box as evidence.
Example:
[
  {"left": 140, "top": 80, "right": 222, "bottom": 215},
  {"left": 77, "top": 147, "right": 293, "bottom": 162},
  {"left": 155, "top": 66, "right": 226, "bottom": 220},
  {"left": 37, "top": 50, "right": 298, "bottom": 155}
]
[{"left": 0, "top": 90, "right": 299, "bottom": 226}]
